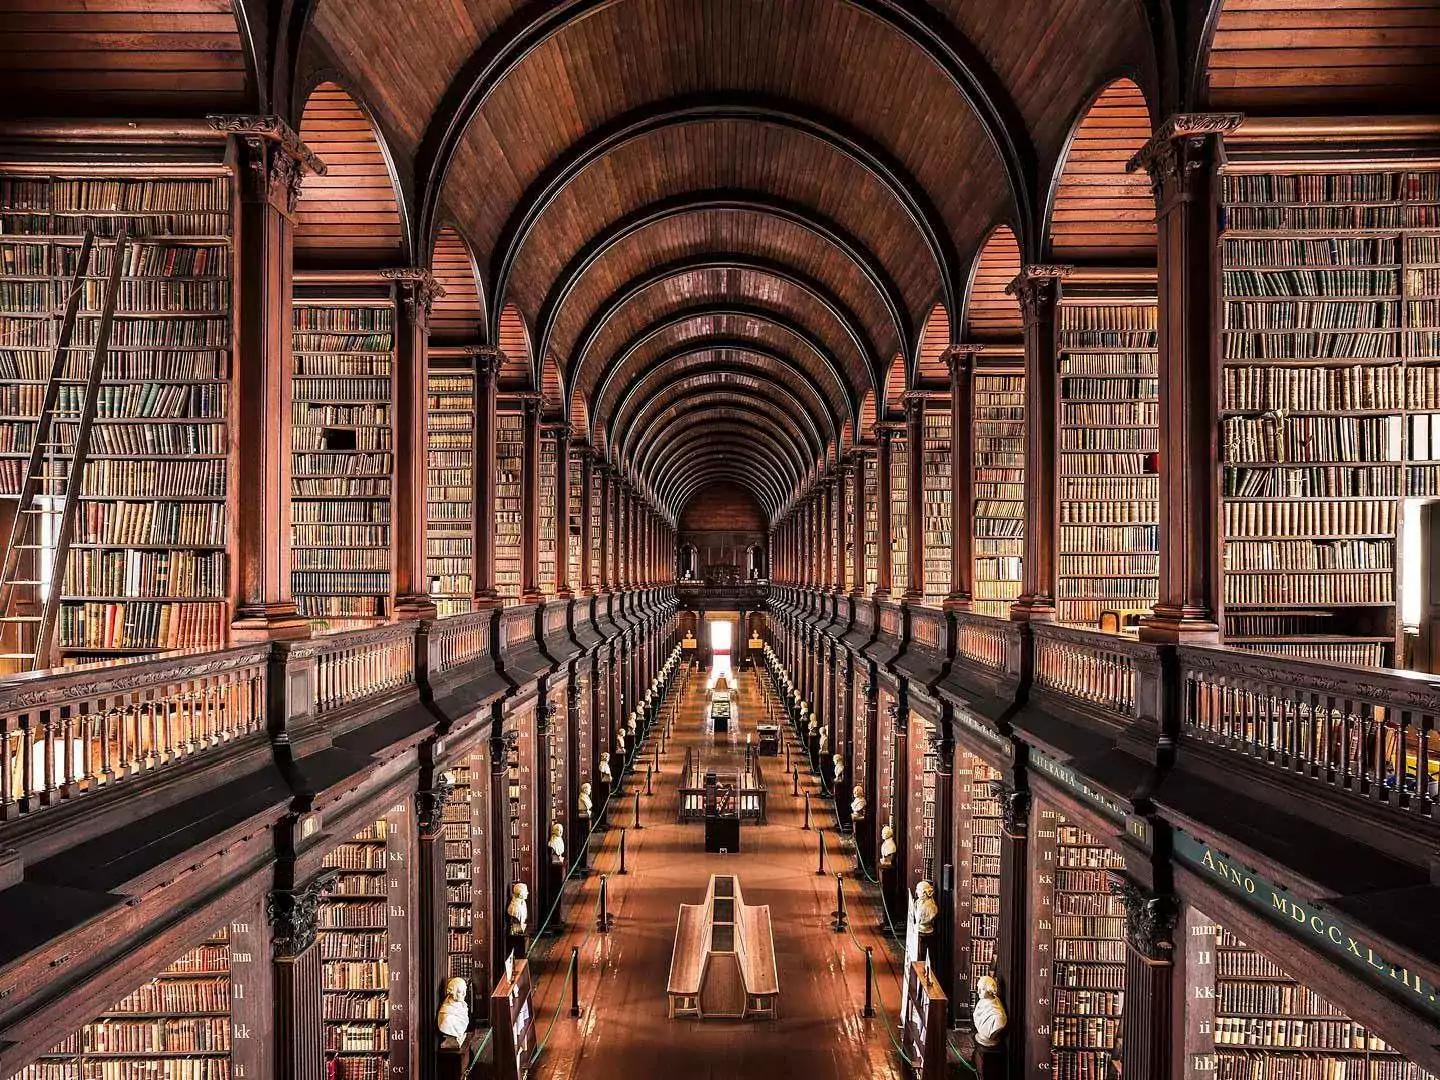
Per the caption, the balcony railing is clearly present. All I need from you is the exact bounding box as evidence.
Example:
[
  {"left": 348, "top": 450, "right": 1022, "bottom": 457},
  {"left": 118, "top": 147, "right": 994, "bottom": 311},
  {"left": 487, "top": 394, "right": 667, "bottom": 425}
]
[
  {"left": 312, "top": 622, "right": 417, "bottom": 716},
  {"left": 0, "top": 644, "right": 268, "bottom": 820},
  {"left": 953, "top": 612, "right": 1013, "bottom": 673},
  {"left": 1032, "top": 623, "right": 1149, "bottom": 719},
  {"left": 429, "top": 609, "right": 493, "bottom": 677}
]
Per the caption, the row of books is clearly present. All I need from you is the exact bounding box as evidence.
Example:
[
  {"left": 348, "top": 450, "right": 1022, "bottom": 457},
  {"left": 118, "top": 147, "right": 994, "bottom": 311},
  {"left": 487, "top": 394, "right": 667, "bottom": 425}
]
[
  {"left": 0, "top": 238, "right": 229, "bottom": 278},
  {"left": 1, "top": 211, "right": 230, "bottom": 238},
  {"left": 65, "top": 550, "right": 226, "bottom": 598},
  {"left": 58, "top": 601, "right": 227, "bottom": 651},
  {"left": 494, "top": 412, "right": 524, "bottom": 601},
  {"left": 923, "top": 408, "right": 953, "bottom": 604},
  {"left": 2, "top": 177, "right": 230, "bottom": 213},
  {"left": 1224, "top": 539, "right": 1393, "bottom": 571},
  {"left": 0, "top": 349, "right": 227, "bottom": 384}
]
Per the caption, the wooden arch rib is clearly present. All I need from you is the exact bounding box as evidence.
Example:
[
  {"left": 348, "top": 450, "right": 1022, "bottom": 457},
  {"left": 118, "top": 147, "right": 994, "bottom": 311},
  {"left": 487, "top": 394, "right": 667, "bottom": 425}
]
[
  {"left": 0, "top": 0, "right": 254, "bottom": 114},
  {"left": 1046, "top": 77, "right": 1155, "bottom": 263},
  {"left": 915, "top": 304, "right": 950, "bottom": 387},
  {"left": 429, "top": 225, "right": 484, "bottom": 344},
  {"left": 653, "top": 438, "right": 796, "bottom": 516},
  {"left": 963, "top": 224, "right": 1023, "bottom": 342},
  {"left": 412, "top": 0, "right": 1036, "bottom": 261},
  {"left": 672, "top": 468, "right": 784, "bottom": 521},
  {"left": 644, "top": 412, "right": 810, "bottom": 489},
  {"left": 636, "top": 399, "right": 817, "bottom": 484},
  {"left": 620, "top": 382, "right": 827, "bottom": 468},
  {"left": 1200, "top": 0, "right": 1440, "bottom": 110},
  {"left": 295, "top": 81, "right": 407, "bottom": 266},
  {"left": 496, "top": 303, "right": 532, "bottom": 387}
]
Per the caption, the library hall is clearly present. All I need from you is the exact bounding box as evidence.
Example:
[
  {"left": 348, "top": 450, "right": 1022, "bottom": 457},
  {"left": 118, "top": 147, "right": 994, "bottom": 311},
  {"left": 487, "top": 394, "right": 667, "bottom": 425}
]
[{"left": 2, "top": 1, "right": 1440, "bottom": 1077}]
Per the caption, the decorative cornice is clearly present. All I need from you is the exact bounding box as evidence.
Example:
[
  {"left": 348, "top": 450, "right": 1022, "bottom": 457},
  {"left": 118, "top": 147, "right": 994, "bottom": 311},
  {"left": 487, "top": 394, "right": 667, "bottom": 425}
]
[
  {"left": 206, "top": 114, "right": 325, "bottom": 176},
  {"left": 1108, "top": 875, "right": 1179, "bottom": 962},
  {"left": 267, "top": 868, "right": 340, "bottom": 958},
  {"left": 1128, "top": 113, "right": 1245, "bottom": 177}
]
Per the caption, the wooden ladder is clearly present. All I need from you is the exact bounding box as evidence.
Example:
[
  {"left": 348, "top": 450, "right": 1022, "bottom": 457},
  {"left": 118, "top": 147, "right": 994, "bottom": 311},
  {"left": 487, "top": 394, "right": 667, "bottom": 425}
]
[{"left": 0, "top": 229, "right": 128, "bottom": 671}]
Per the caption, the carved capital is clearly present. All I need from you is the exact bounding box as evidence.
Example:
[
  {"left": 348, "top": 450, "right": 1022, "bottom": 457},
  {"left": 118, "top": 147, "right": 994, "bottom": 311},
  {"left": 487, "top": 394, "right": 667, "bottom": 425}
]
[
  {"left": 218, "top": 114, "right": 321, "bottom": 217},
  {"left": 1128, "top": 113, "right": 1244, "bottom": 190},
  {"left": 465, "top": 345, "right": 505, "bottom": 380},
  {"left": 942, "top": 344, "right": 984, "bottom": 380},
  {"left": 208, "top": 113, "right": 325, "bottom": 174},
  {"left": 416, "top": 773, "right": 457, "bottom": 838},
  {"left": 267, "top": 868, "right": 339, "bottom": 958},
  {"left": 1005, "top": 265, "right": 1073, "bottom": 318},
  {"left": 996, "top": 784, "right": 1030, "bottom": 835},
  {"left": 1109, "top": 875, "right": 1179, "bottom": 962},
  {"left": 381, "top": 268, "right": 445, "bottom": 327},
  {"left": 886, "top": 700, "right": 905, "bottom": 733}
]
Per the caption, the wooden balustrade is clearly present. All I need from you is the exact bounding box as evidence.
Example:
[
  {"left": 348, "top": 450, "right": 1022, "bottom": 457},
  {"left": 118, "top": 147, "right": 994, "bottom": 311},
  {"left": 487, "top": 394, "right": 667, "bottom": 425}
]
[
  {"left": 1180, "top": 646, "right": 1440, "bottom": 820},
  {"left": 1031, "top": 624, "right": 1149, "bottom": 717},
  {"left": 429, "top": 609, "right": 493, "bottom": 676},
  {"left": 311, "top": 622, "right": 417, "bottom": 716},
  {"left": 0, "top": 645, "right": 268, "bottom": 820},
  {"left": 953, "top": 612, "right": 1011, "bottom": 672}
]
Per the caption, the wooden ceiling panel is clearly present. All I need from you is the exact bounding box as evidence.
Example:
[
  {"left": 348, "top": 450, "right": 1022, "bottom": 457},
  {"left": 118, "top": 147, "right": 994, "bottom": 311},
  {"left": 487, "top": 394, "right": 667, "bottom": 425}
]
[
  {"left": 938, "top": 0, "right": 1154, "bottom": 175},
  {"left": 916, "top": 304, "right": 951, "bottom": 387},
  {"left": 430, "top": 225, "right": 484, "bottom": 343},
  {"left": 504, "top": 120, "right": 936, "bottom": 342},
  {"left": 1206, "top": 0, "right": 1440, "bottom": 110},
  {"left": 0, "top": 0, "right": 250, "bottom": 114},
  {"left": 295, "top": 82, "right": 406, "bottom": 266},
  {"left": 882, "top": 354, "right": 907, "bottom": 417},
  {"left": 496, "top": 302, "right": 531, "bottom": 386},
  {"left": 546, "top": 209, "right": 899, "bottom": 374},
  {"left": 964, "top": 225, "right": 1023, "bottom": 342},
  {"left": 440, "top": 0, "right": 1007, "bottom": 289},
  {"left": 1048, "top": 78, "right": 1155, "bottom": 263}
]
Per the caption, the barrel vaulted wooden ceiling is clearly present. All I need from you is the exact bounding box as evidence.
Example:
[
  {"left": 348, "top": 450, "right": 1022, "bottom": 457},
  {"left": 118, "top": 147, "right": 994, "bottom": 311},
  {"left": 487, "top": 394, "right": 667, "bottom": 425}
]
[{"left": 3, "top": 0, "right": 1436, "bottom": 521}]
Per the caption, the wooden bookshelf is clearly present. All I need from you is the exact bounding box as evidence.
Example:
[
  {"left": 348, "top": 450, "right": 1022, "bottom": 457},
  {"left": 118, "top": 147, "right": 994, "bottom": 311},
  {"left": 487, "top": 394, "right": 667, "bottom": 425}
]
[
  {"left": 1057, "top": 292, "right": 1161, "bottom": 629},
  {"left": 1217, "top": 167, "right": 1440, "bottom": 667},
  {"left": 864, "top": 453, "right": 880, "bottom": 593},
  {"left": 589, "top": 459, "right": 602, "bottom": 589},
  {"left": 539, "top": 428, "right": 557, "bottom": 596},
  {"left": 1029, "top": 803, "right": 1126, "bottom": 1080},
  {"left": 14, "top": 926, "right": 232, "bottom": 1077},
  {"left": 891, "top": 435, "right": 909, "bottom": 596},
  {"left": 567, "top": 448, "right": 583, "bottom": 591},
  {"left": 291, "top": 286, "right": 395, "bottom": 631},
  {"left": 953, "top": 749, "right": 1001, "bottom": 1018},
  {"left": 1185, "top": 906, "right": 1438, "bottom": 1079},
  {"left": 320, "top": 807, "right": 411, "bottom": 1080},
  {"left": 494, "top": 409, "right": 523, "bottom": 604},
  {"left": 0, "top": 170, "right": 234, "bottom": 662},
  {"left": 972, "top": 366, "right": 1025, "bottom": 617},
  {"left": 922, "top": 403, "right": 952, "bottom": 605},
  {"left": 426, "top": 353, "right": 474, "bottom": 617}
]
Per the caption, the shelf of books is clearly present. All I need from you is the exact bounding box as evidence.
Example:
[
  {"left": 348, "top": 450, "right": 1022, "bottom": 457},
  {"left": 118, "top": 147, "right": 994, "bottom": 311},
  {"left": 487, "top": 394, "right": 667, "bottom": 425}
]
[
  {"left": 0, "top": 170, "right": 234, "bottom": 663},
  {"left": 494, "top": 408, "right": 524, "bottom": 604},
  {"left": 291, "top": 286, "right": 395, "bottom": 632},
  {"left": 1184, "top": 905, "right": 1437, "bottom": 1079},
  {"left": 568, "top": 450, "right": 583, "bottom": 590},
  {"left": 1217, "top": 167, "right": 1440, "bottom": 667},
  {"left": 589, "top": 461, "right": 603, "bottom": 589},
  {"left": 890, "top": 435, "right": 909, "bottom": 596},
  {"left": 864, "top": 454, "right": 880, "bottom": 593},
  {"left": 972, "top": 364, "right": 1025, "bottom": 617},
  {"left": 1056, "top": 291, "right": 1160, "bottom": 629},
  {"left": 922, "top": 403, "right": 952, "bottom": 605},
  {"left": 953, "top": 749, "right": 1002, "bottom": 1019},
  {"left": 538, "top": 429, "right": 557, "bottom": 596},
  {"left": 14, "top": 925, "right": 233, "bottom": 1078},
  {"left": 1029, "top": 802, "right": 1126, "bottom": 1080},
  {"left": 319, "top": 806, "right": 411, "bottom": 1079},
  {"left": 426, "top": 353, "right": 474, "bottom": 616}
]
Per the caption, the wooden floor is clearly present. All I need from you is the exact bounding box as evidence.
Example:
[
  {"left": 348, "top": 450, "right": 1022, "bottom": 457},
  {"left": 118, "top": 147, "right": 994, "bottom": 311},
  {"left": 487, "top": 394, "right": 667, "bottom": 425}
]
[{"left": 525, "top": 660, "right": 912, "bottom": 1079}]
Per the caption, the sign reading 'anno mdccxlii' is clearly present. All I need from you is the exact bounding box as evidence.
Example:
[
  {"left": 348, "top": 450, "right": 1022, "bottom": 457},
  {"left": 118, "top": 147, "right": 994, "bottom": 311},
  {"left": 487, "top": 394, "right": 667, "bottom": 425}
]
[{"left": 1175, "top": 829, "right": 1440, "bottom": 1022}]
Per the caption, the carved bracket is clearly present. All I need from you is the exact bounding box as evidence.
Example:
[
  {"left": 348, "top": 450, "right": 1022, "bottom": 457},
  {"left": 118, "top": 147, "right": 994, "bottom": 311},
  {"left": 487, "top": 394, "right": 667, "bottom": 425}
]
[
  {"left": 267, "top": 867, "right": 340, "bottom": 958},
  {"left": 416, "top": 773, "right": 457, "bottom": 838},
  {"left": 1109, "top": 875, "right": 1179, "bottom": 962}
]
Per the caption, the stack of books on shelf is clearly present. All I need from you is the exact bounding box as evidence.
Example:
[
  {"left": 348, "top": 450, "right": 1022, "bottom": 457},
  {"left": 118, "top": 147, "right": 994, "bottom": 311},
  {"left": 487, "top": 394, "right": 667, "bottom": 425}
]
[
  {"left": 1057, "top": 298, "right": 1160, "bottom": 628},
  {"left": 494, "top": 410, "right": 524, "bottom": 603},
  {"left": 0, "top": 172, "right": 233, "bottom": 660},
  {"left": 1217, "top": 168, "right": 1440, "bottom": 666},
  {"left": 863, "top": 457, "right": 880, "bottom": 593},
  {"left": 956, "top": 751, "right": 1002, "bottom": 1014},
  {"left": 444, "top": 762, "right": 477, "bottom": 980},
  {"left": 14, "top": 927, "right": 232, "bottom": 1078},
  {"left": 568, "top": 451, "right": 583, "bottom": 589},
  {"left": 426, "top": 361, "right": 474, "bottom": 616},
  {"left": 291, "top": 298, "right": 394, "bottom": 630},
  {"left": 922, "top": 405, "right": 952, "bottom": 605},
  {"left": 320, "top": 820, "right": 395, "bottom": 1080},
  {"left": 538, "top": 431, "right": 557, "bottom": 595},
  {"left": 891, "top": 436, "right": 909, "bottom": 596},
  {"left": 972, "top": 370, "right": 1025, "bottom": 617}
]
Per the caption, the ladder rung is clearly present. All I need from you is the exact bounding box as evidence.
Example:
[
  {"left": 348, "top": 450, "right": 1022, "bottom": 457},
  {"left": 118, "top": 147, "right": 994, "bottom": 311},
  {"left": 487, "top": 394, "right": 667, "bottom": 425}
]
[
  {"left": 0, "top": 616, "right": 42, "bottom": 623},
  {"left": 21, "top": 507, "right": 62, "bottom": 514},
  {"left": 0, "top": 653, "right": 39, "bottom": 660}
]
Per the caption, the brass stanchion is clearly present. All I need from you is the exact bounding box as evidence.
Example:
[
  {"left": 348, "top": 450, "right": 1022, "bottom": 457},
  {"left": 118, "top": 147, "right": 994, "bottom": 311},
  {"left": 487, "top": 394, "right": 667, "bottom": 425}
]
[
  {"left": 597, "top": 875, "right": 614, "bottom": 932},
  {"left": 831, "top": 872, "right": 848, "bottom": 933}
]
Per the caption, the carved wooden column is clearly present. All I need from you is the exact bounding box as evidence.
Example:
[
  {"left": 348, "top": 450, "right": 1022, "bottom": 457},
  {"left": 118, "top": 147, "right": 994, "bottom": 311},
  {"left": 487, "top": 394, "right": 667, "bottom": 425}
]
[
  {"left": 554, "top": 429, "right": 574, "bottom": 598},
  {"left": 850, "top": 451, "right": 868, "bottom": 596},
  {"left": 874, "top": 428, "right": 895, "bottom": 599},
  {"left": 1007, "top": 267, "right": 1070, "bottom": 623},
  {"left": 1109, "top": 876, "right": 1180, "bottom": 1079},
  {"left": 945, "top": 347, "right": 979, "bottom": 610},
  {"left": 221, "top": 116, "right": 319, "bottom": 641},
  {"left": 597, "top": 464, "right": 613, "bottom": 593},
  {"left": 903, "top": 395, "right": 925, "bottom": 602},
  {"left": 579, "top": 446, "right": 595, "bottom": 596},
  {"left": 471, "top": 347, "right": 503, "bottom": 606},
  {"left": 416, "top": 770, "right": 455, "bottom": 1080},
  {"left": 1131, "top": 115, "right": 1241, "bottom": 643},
  {"left": 388, "top": 268, "right": 442, "bottom": 619},
  {"left": 995, "top": 785, "right": 1030, "bottom": 1080},
  {"left": 520, "top": 394, "right": 543, "bottom": 604},
  {"left": 268, "top": 868, "right": 337, "bottom": 1080}
]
